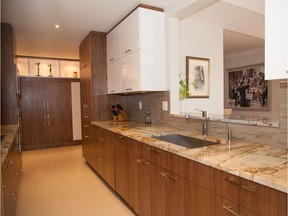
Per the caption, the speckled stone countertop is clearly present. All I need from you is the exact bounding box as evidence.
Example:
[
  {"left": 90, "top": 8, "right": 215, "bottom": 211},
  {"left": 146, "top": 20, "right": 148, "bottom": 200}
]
[
  {"left": 1, "top": 125, "right": 19, "bottom": 166},
  {"left": 91, "top": 121, "right": 288, "bottom": 193}
]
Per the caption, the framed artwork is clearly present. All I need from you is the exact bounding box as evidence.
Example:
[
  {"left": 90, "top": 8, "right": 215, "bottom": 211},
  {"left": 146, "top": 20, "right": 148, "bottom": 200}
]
[
  {"left": 186, "top": 56, "right": 210, "bottom": 98},
  {"left": 225, "top": 64, "right": 271, "bottom": 110}
]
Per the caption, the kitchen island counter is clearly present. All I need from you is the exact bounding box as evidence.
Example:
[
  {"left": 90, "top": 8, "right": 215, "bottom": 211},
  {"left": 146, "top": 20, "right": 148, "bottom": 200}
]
[{"left": 91, "top": 120, "right": 287, "bottom": 193}]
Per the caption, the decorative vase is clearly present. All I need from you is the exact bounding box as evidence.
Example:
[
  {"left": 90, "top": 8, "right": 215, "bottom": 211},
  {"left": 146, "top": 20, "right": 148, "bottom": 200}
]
[{"left": 179, "top": 100, "right": 186, "bottom": 114}]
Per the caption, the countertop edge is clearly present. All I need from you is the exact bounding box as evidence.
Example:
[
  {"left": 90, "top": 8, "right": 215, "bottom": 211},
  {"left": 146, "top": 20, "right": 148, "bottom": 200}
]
[{"left": 91, "top": 120, "right": 288, "bottom": 194}]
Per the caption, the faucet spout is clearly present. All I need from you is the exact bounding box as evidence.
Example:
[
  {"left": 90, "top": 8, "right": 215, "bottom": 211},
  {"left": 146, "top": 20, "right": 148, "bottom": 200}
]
[{"left": 195, "top": 108, "right": 208, "bottom": 138}]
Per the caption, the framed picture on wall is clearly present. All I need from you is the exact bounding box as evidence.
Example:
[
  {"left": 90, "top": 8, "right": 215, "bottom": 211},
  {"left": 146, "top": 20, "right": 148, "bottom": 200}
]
[
  {"left": 186, "top": 56, "right": 210, "bottom": 98},
  {"left": 225, "top": 64, "right": 271, "bottom": 111}
]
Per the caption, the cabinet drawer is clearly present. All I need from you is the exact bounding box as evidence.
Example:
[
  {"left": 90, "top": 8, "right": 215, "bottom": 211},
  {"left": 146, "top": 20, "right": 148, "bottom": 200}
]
[
  {"left": 189, "top": 160, "right": 214, "bottom": 192},
  {"left": 134, "top": 140, "right": 189, "bottom": 179},
  {"left": 215, "top": 170, "right": 260, "bottom": 214},
  {"left": 215, "top": 195, "right": 260, "bottom": 216}
]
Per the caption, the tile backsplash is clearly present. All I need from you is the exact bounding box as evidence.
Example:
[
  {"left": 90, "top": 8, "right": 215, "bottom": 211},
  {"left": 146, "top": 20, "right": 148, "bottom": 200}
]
[{"left": 122, "top": 81, "right": 287, "bottom": 148}]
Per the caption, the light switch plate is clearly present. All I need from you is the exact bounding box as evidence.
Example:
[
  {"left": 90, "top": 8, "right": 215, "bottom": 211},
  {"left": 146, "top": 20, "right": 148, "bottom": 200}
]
[
  {"left": 162, "top": 101, "right": 168, "bottom": 111},
  {"left": 139, "top": 101, "right": 142, "bottom": 110}
]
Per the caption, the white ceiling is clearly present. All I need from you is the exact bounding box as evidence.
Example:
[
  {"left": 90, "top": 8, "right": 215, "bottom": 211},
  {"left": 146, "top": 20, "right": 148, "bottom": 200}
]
[{"left": 1, "top": 0, "right": 264, "bottom": 59}]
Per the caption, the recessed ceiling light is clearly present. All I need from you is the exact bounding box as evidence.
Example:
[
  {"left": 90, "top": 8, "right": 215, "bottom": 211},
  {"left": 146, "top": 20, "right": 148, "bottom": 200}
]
[{"left": 54, "top": 24, "right": 61, "bottom": 29}]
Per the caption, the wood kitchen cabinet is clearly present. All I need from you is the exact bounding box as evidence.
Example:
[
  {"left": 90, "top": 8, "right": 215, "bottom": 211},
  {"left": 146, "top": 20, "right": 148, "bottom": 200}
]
[
  {"left": 189, "top": 160, "right": 215, "bottom": 216},
  {"left": 1, "top": 22, "right": 18, "bottom": 125},
  {"left": 106, "top": 5, "right": 167, "bottom": 94},
  {"left": 214, "top": 169, "right": 287, "bottom": 216},
  {"left": 84, "top": 126, "right": 287, "bottom": 216},
  {"left": 79, "top": 31, "right": 110, "bottom": 122},
  {"left": 114, "top": 135, "right": 137, "bottom": 209},
  {"left": 133, "top": 141, "right": 190, "bottom": 216},
  {"left": 20, "top": 77, "right": 79, "bottom": 150},
  {"left": 2, "top": 130, "right": 22, "bottom": 216},
  {"left": 92, "top": 126, "right": 115, "bottom": 189},
  {"left": 81, "top": 122, "right": 95, "bottom": 168}
]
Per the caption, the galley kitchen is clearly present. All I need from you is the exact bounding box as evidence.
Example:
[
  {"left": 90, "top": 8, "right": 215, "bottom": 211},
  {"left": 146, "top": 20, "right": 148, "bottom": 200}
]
[{"left": 1, "top": 0, "right": 287, "bottom": 216}]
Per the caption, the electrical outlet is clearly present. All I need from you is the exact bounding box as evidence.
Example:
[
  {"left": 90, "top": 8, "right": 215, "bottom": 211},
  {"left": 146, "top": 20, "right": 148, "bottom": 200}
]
[
  {"left": 139, "top": 101, "right": 142, "bottom": 110},
  {"left": 162, "top": 101, "right": 168, "bottom": 111}
]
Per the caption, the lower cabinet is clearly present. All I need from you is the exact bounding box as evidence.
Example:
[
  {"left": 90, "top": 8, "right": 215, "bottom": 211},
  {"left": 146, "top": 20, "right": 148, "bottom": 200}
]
[
  {"left": 82, "top": 127, "right": 287, "bottom": 216},
  {"left": 114, "top": 135, "right": 137, "bottom": 209},
  {"left": 83, "top": 125, "right": 115, "bottom": 189},
  {"left": 2, "top": 132, "right": 22, "bottom": 216}
]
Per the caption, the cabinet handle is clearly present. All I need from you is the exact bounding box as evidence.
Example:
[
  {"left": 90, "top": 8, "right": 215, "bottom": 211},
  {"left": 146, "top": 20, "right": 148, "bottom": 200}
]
[
  {"left": 3, "top": 185, "right": 7, "bottom": 194},
  {"left": 85, "top": 135, "right": 89, "bottom": 139},
  {"left": 110, "top": 90, "right": 116, "bottom": 93},
  {"left": 44, "top": 115, "right": 46, "bottom": 126},
  {"left": 109, "top": 58, "right": 114, "bottom": 61},
  {"left": 124, "top": 49, "right": 131, "bottom": 54},
  {"left": 10, "top": 192, "right": 17, "bottom": 201},
  {"left": 125, "top": 88, "right": 132, "bottom": 91},
  {"left": 161, "top": 172, "right": 177, "bottom": 181},
  {"left": 224, "top": 177, "right": 256, "bottom": 193},
  {"left": 136, "top": 159, "right": 149, "bottom": 165},
  {"left": 146, "top": 147, "right": 160, "bottom": 154},
  {"left": 222, "top": 205, "right": 242, "bottom": 216},
  {"left": 84, "top": 125, "right": 88, "bottom": 128},
  {"left": 98, "top": 138, "right": 104, "bottom": 142},
  {"left": 98, "top": 158, "right": 105, "bottom": 163}
]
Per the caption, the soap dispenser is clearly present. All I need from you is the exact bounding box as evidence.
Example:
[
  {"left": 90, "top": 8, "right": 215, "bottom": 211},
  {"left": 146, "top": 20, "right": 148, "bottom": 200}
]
[{"left": 145, "top": 110, "right": 151, "bottom": 125}]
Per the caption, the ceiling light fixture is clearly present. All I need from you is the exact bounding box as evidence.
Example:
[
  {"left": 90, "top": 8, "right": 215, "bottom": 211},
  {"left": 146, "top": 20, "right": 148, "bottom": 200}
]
[{"left": 54, "top": 24, "right": 61, "bottom": 29}]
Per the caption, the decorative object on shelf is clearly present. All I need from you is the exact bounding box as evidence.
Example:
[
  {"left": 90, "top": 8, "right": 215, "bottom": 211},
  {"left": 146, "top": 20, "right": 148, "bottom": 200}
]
[
  {"left": 35, "top": 62, "right": 41, "bottom": 76},
  {"left": 72, "top": 71, "right": 78, "bottom": 78},
  {"left": 225, "top": 64, "right": 271, "bottom": 111},
  {"left": 186, "top": 56, "right": 210, "bottom": 98},
  {"left": 48, "top": 64, "right": 53, "bottom": 77}
]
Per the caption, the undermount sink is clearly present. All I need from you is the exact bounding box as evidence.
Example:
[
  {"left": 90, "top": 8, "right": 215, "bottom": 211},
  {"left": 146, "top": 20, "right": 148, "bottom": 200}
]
[{"left": 153, "top": 134, "right": 219, "bottom": 149}]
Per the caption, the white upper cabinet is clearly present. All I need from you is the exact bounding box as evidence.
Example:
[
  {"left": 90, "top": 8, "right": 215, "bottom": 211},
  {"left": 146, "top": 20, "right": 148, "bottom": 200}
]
[
  {"left": 107, "top": 27, "right": 120, "bottom": 64},
  {"left": 265, "top": 0, "right": 288, "bottom": 80},
  {"left": 120, "top": 10, "right": 140, "bottom": 57},
  {"left": 107, "top": 59, "right": 122, "bottom": 94},
  {"left": 106, "top": 6, "right": 167, "bottom": 94}
]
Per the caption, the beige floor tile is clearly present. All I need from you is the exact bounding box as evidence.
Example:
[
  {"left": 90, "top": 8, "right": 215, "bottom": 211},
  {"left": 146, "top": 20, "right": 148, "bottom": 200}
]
[{"left": 16, "top": 145, "right": 135, "bottom": 216}]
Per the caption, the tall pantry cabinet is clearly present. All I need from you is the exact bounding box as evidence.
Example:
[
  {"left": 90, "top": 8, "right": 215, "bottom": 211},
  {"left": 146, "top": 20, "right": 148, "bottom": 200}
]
[
  {"left": 20, "top": 77, "right": 81, "bottom": 150},
  {"left": 79, "top": 31, "right": 111, "bottom": 166},
  {"left": 1, "top": 22, "right": 18, "bottom": 125}
]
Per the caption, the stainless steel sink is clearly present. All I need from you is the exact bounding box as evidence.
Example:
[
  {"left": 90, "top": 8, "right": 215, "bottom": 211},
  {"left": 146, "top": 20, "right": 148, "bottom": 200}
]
[{"left": 153, "top": 134, "right": 218, "bottom": 149}]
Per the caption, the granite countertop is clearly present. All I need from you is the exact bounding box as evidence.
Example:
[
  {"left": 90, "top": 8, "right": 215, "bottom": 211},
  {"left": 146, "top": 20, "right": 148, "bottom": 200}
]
[
  {"left": 1, "top": 125, "right": 19, "bottom": 166},
  {"left": 91, "top": 120, "right": 288, "bottom": 193}
]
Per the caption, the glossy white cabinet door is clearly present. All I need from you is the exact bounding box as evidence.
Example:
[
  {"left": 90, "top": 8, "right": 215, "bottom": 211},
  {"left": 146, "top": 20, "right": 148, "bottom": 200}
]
[
  {"left": 107, "top": 27, "right": 120, "bottom": 64},
  {"left": 120, "top": 9, "right": 140, "bottom": 57},
  {"left": 107, "top": 59, "right": 122, "bottom": 94},
  {"left": 265, "top": 0, "right": 288, "bottom": 80},
  {"left": 121, "top": 51, "right": 140, "bottom": 92},
  {"left": 107, "top": 7, "right": 167, "bottom": 94}
]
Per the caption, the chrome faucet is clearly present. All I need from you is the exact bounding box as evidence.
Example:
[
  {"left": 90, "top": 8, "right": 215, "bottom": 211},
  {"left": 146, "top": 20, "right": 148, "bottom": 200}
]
[{"left": 195, "top": 109, "right": 208, "bottom": 139}]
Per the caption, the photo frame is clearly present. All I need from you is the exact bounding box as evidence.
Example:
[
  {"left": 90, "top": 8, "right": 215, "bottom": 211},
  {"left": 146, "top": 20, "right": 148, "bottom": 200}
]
[
  {"left": 224, "top": 64, "right": 271, "bottom": 111},
  {"left": 186, "top": 56, "right": 210, "bottom": 98}
]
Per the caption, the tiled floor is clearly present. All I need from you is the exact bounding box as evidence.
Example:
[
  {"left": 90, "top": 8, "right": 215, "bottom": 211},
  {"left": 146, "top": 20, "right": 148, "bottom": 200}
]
[{"left": 16, "top": 145, "right": 135, "bottom": 216}]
